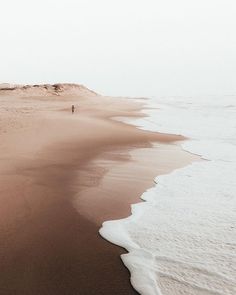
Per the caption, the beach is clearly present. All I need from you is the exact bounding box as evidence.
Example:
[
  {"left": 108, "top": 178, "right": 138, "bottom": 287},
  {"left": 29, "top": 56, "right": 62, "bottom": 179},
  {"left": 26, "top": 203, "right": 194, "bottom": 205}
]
[{"left": 0, "top": 87, "right": 197, "bottom": 294}]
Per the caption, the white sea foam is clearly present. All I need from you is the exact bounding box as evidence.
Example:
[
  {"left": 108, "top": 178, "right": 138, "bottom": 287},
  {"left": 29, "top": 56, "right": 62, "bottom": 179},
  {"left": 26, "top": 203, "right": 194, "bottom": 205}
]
[{"left": 100, "top": 96, "right": 236, "bottom": 295}]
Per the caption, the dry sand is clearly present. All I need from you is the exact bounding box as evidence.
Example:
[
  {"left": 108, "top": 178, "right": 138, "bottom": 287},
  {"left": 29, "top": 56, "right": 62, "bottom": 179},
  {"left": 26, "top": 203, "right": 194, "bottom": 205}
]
[{"left": 0, "top": 87, "right": 198, "bottom": 294}]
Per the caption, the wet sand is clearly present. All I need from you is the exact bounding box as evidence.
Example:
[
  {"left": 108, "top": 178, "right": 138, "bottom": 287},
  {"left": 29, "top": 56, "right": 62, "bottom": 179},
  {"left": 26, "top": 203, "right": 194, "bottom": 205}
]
[{"left": 0, "top": 93, "right": 198, "bottom": 294}]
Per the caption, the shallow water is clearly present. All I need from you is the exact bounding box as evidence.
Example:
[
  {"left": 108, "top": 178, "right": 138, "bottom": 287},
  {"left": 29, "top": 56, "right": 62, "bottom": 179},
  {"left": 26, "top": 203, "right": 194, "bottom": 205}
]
[
  {"left": 100, "top": 96, "right": 236, "bottom": 295},
  {"left": 74, "top": 143, "right": 197, "bottom": 225}
]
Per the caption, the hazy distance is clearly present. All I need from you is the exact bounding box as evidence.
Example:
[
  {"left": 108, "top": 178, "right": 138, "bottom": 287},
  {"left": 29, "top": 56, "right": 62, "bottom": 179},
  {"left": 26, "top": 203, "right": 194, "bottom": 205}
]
[{"left": 1, "top": 0, "right": 236, "bottom": 97}]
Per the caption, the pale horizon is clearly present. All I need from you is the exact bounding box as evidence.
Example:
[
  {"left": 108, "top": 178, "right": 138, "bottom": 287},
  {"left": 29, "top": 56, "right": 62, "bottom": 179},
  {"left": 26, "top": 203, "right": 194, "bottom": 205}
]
[{"left": 1, "top": 0, "right": 236, "bottom": 97}]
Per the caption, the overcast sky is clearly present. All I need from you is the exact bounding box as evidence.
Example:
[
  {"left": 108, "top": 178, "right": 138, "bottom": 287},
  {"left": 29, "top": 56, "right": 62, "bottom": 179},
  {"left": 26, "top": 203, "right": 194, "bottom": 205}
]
[{"left": 1, "top": 0, "right": 236, "bottom": 97}]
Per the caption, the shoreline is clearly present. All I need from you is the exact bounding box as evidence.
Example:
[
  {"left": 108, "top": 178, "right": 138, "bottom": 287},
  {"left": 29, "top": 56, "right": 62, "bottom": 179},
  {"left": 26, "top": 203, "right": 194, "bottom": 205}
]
[
  {"left": 102, "top": 96, "right": 236, "bottom": 295},
  {"left": 0, "top": 94, "right": 198, "bottom": 294}
]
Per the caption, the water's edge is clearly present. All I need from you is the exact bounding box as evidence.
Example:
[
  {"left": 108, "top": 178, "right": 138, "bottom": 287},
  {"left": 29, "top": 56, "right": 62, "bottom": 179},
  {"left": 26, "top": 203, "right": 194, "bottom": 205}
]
[
  {"left": 99, "top": 98, "right": 195, "bottom": 295},
  {"left": 100, "top": 96, "right": 236, "bottom": 295}
]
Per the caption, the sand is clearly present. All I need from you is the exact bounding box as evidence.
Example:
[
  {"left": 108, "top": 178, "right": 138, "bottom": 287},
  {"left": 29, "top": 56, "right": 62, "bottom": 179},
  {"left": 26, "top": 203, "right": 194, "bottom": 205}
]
[{"left": 0, "top": 88, "right": 198, "bottom": 294}]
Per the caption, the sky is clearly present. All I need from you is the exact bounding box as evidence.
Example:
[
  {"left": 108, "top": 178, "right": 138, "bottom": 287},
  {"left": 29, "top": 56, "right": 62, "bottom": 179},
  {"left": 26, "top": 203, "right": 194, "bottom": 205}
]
[{"left": 1, "top": 0, "right": 236, "bottom": 97}]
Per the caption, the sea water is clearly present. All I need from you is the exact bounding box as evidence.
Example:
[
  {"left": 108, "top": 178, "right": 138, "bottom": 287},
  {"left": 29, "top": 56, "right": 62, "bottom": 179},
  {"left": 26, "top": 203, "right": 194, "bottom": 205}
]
[{"left": 100, "top": 96, "right": 236, "bottom": 295}]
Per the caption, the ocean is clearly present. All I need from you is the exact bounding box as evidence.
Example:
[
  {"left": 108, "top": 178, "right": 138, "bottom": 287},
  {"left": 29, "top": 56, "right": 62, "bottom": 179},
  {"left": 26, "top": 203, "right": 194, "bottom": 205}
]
[{"left": 100, "top": 96, "right": 236, "bottom": 295}]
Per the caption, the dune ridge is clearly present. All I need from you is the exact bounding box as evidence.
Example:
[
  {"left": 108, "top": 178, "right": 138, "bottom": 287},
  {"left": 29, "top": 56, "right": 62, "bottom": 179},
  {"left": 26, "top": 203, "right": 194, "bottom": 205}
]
[{"left": 0, "top": 83, "right": 98, "bottom": 97}]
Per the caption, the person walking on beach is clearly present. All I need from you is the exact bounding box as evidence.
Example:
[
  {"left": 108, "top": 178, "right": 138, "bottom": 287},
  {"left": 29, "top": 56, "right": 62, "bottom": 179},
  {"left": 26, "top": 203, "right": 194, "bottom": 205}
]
[{"left": 72, "top": 104, "right": 75, "bottom": 114}]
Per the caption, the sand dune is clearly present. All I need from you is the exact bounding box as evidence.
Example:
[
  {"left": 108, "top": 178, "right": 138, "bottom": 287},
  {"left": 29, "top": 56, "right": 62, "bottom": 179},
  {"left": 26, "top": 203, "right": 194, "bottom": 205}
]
[{"left": 0, "top": 83, "right": 98, "bottom": 97}]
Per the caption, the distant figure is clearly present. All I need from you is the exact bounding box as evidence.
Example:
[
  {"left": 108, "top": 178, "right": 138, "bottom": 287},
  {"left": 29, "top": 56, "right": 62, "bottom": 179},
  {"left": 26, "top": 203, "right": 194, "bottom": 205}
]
[{"left": 72, "top": 105, "right": 75, "bottom": 114}]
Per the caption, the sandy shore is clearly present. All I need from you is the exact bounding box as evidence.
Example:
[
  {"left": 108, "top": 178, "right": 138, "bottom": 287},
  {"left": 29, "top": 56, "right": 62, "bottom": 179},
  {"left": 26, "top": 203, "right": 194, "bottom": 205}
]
[{"left": 0, "top": 92, "right": 197, "bottom": 294}]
